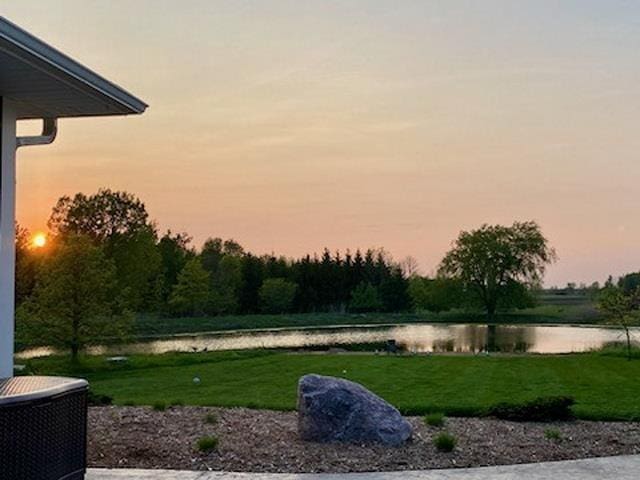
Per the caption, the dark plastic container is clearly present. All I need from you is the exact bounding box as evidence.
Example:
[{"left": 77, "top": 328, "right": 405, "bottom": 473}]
[{"left": 0, "top": 376, "right": 88, "bottom": 480}]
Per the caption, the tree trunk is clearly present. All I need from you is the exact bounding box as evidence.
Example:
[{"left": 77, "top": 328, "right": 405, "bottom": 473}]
[
  {"left": 486, "top": 301, "right": 496, "bottom": 322},
  {"left": 71, "top": 313, "right": 80, "bottom": 363},
  {"left": 625, "top": 325, "right": 632, "bottom": 361},
  {"left": 487, "top": 324, "right": 498, "bottom": 352},
  {"left": 71, "top": 343, "right": 79, "bottom": 363}
]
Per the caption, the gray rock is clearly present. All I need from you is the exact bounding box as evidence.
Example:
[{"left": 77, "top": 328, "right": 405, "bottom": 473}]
[{"left": 297, "top": 374, "right": 412, "bottom": 446}]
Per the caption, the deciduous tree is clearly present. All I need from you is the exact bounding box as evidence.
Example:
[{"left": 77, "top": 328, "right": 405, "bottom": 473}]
[
  {"left": 439, "top": 221, "right": 555, "bottom": 320},
  {"left": 17, "top": 235, "right": 131, "bottom": 361}
]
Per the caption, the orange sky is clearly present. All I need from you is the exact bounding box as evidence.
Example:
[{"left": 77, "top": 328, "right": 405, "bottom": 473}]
[{"left": 5, "top": 1, "right": 640, "bottom": 286}]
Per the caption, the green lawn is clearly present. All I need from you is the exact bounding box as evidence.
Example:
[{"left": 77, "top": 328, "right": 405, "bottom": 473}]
[{"left": 25, "top": 350, "right": 638, "bottom": 421}]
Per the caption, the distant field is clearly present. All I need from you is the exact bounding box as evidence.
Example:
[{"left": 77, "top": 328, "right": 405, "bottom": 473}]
[
  {"left": 26, "top": 349, "right": 639, "bottom": 421},
  {"left": 133, "top": 294, "right": 602, "bottom": 338}
]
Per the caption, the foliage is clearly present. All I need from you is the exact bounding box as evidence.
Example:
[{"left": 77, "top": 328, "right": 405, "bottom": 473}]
[
  {"left": 15, "top": 223, "right": 48, "bottom": 305},
  {"left": 48, "top": 188, "right": 149, "bottom": 241},
  {"left": 109, "top": 227, "right": 162, "bottom": 311},
  {"left": 45, "top": 189, "right": 165, "bottom": 313},
  {"left": 433, "top": 432, "right": 456, "bottom": 452},
  {"left": 204, "top": 413, "right": 218, "bottom": 424},
  {"left": 16, "top": 235, "right": 132, "bottom": 360},
  {"left": 597, "top": 286, "right": 640, "bottom": 360},
  {"left": 487, "top": 396, "right": 575, "bottom": 422},
  {"left": 169, "top": 258, "right": 210, "bottom": 316},
  {"left": 544, "top": 428, "right": 562, "bottom": 442},
  {"left": 197, "top": 436, "right": 219, "bottom": 452},
  {"left": 14, "top": 189, "right": 417, "bottom": 320},
  {"left": 439, "top": 221, "right": 556, "bottom": 320},
  {"left": 349, "top": 282, "right": 382, "bottom": 313},
  {"left": 618, "top": 273, "right": 640, "bottom": 295},
  {"left": 152, "top": 401, "right": 166, "bottom": 411},
  {"left": 208, "top": 255, "right": 243, "bottom": 314},
  {"left": 259, "top": 277, "right": 298, "bottom": 313},
  {"left": 424, "top": 412, "right": 446, "bottom": 427},
  {"left": 157, "top": 230, "right": 194, "bottom": 303},
  {"left": 408, "top": 277, "right": 464, "bottom": 313}
]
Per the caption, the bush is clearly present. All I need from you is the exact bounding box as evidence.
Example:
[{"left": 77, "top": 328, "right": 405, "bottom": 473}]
[
  {"left": 152, "top": 401, "right": 166, "bottom": 411},
  {"left": 259, "top": 278, "right": 298, "bottom": 313},
  {"left": 424, "top": 412, "right": 446, "bottom": 427},
  {"left": 544, "top": 428, "right": 562, "bottom": 442},
  {"left": 197, "top": 435, "right": 219, "bottom": 452},
  {"left": 87, "top": 391, "right": 113, "bottom": 406},
  {"left": 204, "top": 413, "right": 218, "bottom": 424},
  {"left": 433, "top": 432, "right": 456, "bottom": 452},
  {"left": 488, "top": 396, "right": 575, "bottom": 422},
  {"left": 350, "top": 282, "right": 382, "bottom": 313}
]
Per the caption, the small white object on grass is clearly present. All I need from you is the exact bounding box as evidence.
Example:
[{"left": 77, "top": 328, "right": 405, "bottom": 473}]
[{"left": 193, "top": 376, "right": 201, "bottom": 385}]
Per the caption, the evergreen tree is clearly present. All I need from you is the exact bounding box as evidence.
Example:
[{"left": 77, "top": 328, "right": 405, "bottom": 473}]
[{"left": 350, "top": 282, "right": 382, "bottom": 313}]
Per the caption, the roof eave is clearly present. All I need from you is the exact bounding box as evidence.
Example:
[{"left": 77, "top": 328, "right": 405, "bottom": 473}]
[{"left": 0, "top": 16, "right": 148, "bottom": 117}]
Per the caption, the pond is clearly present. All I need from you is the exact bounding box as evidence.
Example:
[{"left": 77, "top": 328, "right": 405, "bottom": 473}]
[{"left": 17, "top": 323, "right": 639, "bottom": 358}]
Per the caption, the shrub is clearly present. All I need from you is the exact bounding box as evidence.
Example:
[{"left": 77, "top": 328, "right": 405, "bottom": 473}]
[
  {"left": 197, "top": 436, "right": 219, "bottom": 452},
  {"left": 349, "top": 282, "right": 383, "bottom": 313},
  {"left": 488, "top": 396, "right": 575, "bottom": 422},
  {"left": 433, "top": 432, "right": 456, "bottom": 452},
  {"left": 87, "top": 391, "right": 113, "bottom": 406},
  {"left": 424, "top": 412, "right": 446, "bottom": 427},
  {"left": 204, "top": 413, "right": 218, "bottom": 424},
  {"left": 152, "top": 401, "right": 166, "bottom": 411},
  {"left": 259, "top": 278, "right": 298, "bottom": 313},
  {"left": 544, "top": 428, "right": 562, "bottom": 442}
]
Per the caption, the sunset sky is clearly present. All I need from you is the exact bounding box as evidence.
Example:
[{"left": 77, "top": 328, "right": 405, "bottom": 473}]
[{"left": 4, "top": 1, "right": 640, "bottom": 286}]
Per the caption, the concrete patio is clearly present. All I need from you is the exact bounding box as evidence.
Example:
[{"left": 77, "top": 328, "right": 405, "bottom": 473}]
[{"left": 88, "top": 454, "right": 640, "bottom": 480}]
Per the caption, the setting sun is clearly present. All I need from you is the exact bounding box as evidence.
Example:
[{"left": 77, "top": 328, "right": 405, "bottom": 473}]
[{"left": 32, "top": 233, "right": 47, "bottom": 249}]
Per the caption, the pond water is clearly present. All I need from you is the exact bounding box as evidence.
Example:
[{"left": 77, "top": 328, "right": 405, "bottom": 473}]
[{"left": 17, "top": 323, "right": 639, "bottom": 358}]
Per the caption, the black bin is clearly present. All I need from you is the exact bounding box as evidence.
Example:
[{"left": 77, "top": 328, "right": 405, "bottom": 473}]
[{"left": 0, "top": 376, "right": 88, "bottom": 480}]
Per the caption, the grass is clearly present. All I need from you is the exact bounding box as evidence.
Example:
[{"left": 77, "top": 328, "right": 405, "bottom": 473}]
[
  {"left": 196, "top": 436, "right": 219, "bottom": 452},
  {"left": 204, "top": 413, "right": 218, "bottom": 424},
  {"left": 424, "top": 412, "right": 446, "bottom": 427},
  {"left": 544, "top": 428, "right": 562, "bottom": 442},
  {"left": 23, "top": 349, "right": 640, "bottom": 421},
  {"left": 433, "top": 432, "right": 456, "bottom": 452}
]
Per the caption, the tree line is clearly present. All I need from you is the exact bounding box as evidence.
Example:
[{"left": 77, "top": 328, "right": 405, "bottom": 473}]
[
  {"left": 15, "top": 190, "right": 412, "bottom": 324},
  {"left": 22, "top": 188, "right": 612, "bottom": 359}
]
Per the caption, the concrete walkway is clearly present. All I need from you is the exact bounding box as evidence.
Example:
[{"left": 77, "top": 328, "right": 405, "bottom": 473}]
[{"left": 88, "top": 455, "right": 640, "bottom": 480}]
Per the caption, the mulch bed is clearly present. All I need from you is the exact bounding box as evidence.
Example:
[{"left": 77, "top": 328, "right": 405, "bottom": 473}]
[{"left": 89, "top": 406, "right": 640, "bottom": 473}]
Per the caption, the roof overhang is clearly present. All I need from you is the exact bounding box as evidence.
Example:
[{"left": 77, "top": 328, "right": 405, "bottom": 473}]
[{"left": 0, "top": 16, "right": 147, "bottom": 120}]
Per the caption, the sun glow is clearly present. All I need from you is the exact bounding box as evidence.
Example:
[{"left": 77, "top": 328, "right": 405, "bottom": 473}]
[{"left": 32, "top": 233, "right": 47, "bottom": 249}]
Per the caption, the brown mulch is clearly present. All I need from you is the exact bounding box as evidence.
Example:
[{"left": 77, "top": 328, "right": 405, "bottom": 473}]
[{"left": 88, "top": 406, "right": 640, "bottom": 473}]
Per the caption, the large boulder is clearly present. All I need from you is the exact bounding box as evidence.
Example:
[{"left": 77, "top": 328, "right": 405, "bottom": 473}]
[{"left": 297, "top": 374, "right": 412, "bottom": 446}]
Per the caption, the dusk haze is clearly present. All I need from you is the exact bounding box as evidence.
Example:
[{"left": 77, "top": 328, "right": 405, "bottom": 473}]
[{"left": 6, "top": 1, "right": 640, "bottom": 287}]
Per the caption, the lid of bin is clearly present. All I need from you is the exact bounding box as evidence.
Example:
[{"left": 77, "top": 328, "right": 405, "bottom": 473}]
[{"left": 0, "top": 376, "right": 88, "bottom": 405}]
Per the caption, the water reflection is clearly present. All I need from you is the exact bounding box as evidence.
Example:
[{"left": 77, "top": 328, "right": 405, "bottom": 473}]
[{"left": 17, "top": 323, "right": 639, "bottom": 359}]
